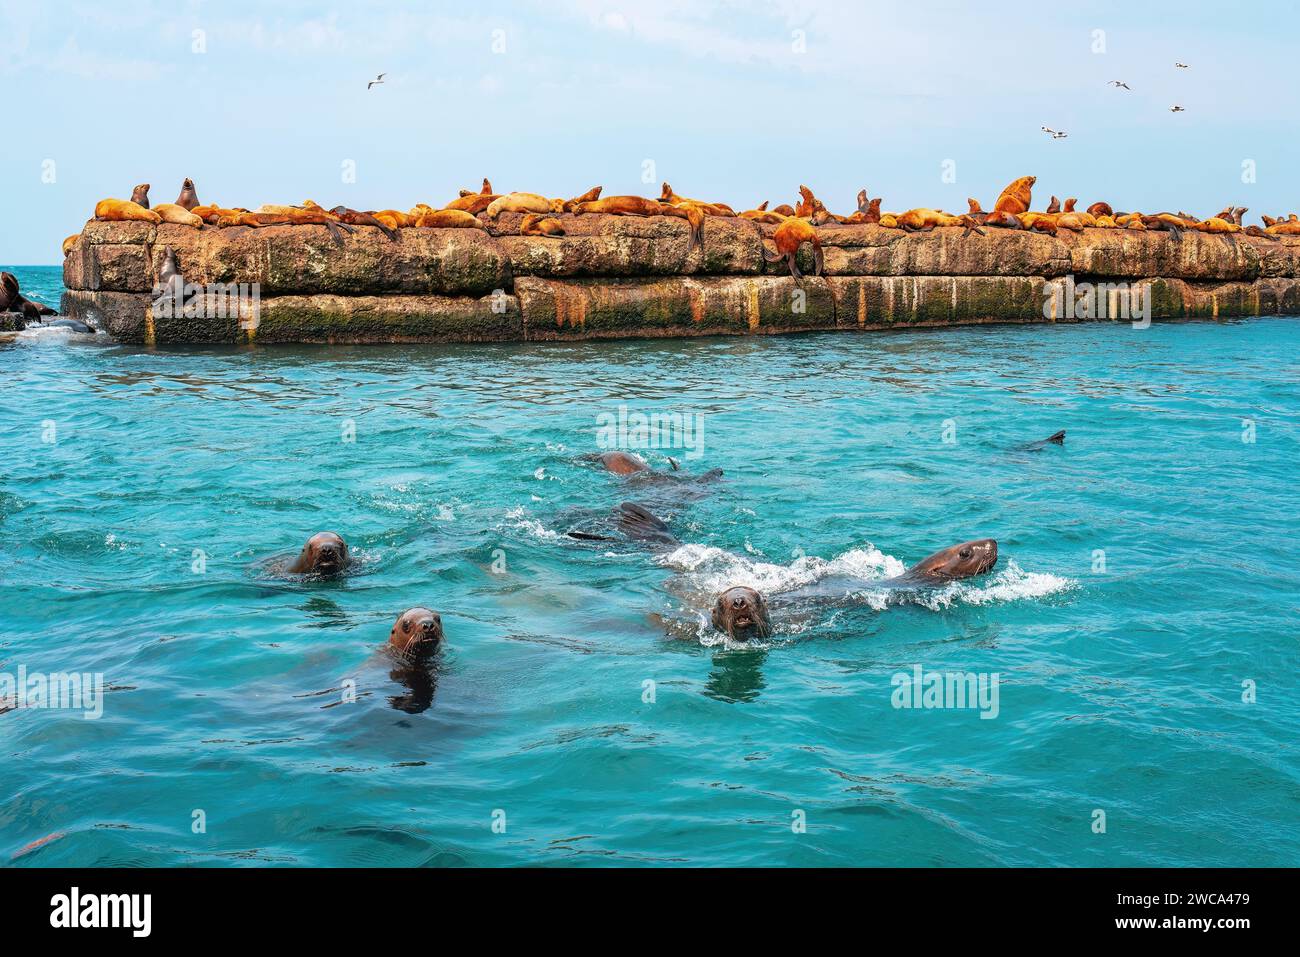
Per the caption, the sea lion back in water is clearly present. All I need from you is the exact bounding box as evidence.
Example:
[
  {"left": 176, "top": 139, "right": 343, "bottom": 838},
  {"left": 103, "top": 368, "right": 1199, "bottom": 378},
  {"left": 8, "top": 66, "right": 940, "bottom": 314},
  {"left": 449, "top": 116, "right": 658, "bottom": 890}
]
[
  {"left": 1019, "top": 429, "right": 1065, "bottom": 451},
  {"left": 286, "top": 531, "right": 349, "bottom": 576}
]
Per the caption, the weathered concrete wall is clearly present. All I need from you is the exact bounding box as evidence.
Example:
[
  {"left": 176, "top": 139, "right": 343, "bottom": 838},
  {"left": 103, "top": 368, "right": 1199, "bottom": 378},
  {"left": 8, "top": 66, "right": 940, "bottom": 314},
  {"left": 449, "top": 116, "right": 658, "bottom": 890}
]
[{"left": 60, "top": 214, "right": 1300, "bottom": 344}]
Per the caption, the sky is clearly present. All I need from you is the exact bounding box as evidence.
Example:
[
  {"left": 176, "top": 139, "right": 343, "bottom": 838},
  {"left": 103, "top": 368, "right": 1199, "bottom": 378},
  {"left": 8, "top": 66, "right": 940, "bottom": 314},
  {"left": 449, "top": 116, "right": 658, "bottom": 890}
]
[{"left": 3, "top": 0, "right": 1299, "bottom": 263}]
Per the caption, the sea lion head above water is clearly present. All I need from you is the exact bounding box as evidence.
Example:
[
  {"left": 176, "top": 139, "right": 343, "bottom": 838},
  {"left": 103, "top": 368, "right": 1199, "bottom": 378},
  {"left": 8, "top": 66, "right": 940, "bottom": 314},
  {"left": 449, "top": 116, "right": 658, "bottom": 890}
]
[
  {"left": 902, "top": 539, "right": 998, "bottom": 582},
  {"left": 388, "top": 607, "right": 444, "bottom": 661},
  {"left": 287, "top": 531, "right": 348, "bottom": 575},
  {"left": 711, "top": 586, "right": 772, "bottom": 641}
]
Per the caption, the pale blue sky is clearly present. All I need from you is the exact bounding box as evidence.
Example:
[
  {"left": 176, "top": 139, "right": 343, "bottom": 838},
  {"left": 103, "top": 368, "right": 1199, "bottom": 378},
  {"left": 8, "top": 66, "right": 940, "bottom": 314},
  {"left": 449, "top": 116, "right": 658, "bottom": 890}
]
[{"left": 3, "top": 0, "right": 1298, "bottom": 263}]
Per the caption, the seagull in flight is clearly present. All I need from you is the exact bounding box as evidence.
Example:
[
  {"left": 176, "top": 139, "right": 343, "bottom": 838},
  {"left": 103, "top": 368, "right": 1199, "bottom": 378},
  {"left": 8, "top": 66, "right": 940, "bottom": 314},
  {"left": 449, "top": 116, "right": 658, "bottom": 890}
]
[
  {"left": 367, "top": 73, "right": 386, "bottom": 90},
  {"left": 1041, "top": 126, "right": 1058, "bottom": 135},
  {"left": 1052, "top": 131, "right": 1069, "bottom": 139},
  {"left": 1175, "top": 62, "right": 1189, "bottom": 69},
  {"left": 1109, "top": 80, "right": 1132, "bottom": 90},
  {"left": 1170, "top": 104, "right": 1186, "bottom": 113}
]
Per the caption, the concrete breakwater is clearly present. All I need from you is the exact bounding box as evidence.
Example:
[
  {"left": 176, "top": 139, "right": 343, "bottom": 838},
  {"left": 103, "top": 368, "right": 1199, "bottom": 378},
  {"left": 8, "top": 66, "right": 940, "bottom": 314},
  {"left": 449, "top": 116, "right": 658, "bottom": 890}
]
[{"left": 61, "top": 212, "right": 1300, "bottom": 343}]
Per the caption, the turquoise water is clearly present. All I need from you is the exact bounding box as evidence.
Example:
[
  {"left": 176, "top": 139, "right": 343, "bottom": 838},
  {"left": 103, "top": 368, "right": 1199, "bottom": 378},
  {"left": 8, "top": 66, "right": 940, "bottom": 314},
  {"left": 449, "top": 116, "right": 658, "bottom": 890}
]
[{"left": 2, "top": 265, "right": 1298, "bottom": 867}]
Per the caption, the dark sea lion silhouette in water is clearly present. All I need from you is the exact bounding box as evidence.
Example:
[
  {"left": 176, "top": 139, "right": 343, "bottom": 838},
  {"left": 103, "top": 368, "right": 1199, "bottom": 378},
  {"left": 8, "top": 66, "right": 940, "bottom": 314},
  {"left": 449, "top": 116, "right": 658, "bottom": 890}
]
[
  {"left": 615, "top": 503, "right": 998, "bottom": 639},
  {"left": 1018, "top": 430, "right": 1065, "bottom": 451}
]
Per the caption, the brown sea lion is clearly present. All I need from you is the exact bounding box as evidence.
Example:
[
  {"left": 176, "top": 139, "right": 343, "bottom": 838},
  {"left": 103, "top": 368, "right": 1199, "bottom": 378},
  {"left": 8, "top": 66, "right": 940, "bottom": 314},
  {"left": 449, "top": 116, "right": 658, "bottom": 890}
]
[
  {"left": 0, "top": 271, "right": 21, "bottom": 312},
  {"left": 711, "top": 586, "right": 773, "bottom": 641},
  {"left": 763, "top": 216, "right": 824, "bottom": 279},
  {"left": 771, "top": 204, "right": 796, "bottom": 217},
  {"left": 551, "top": 186, "right": 603, "bottom": 214},
  {"left": 486, "top": 192, "right": 552, "bottom": 218},
  {"left": 1087, "top": 201, "right": 1114, "bottom": 218},
  {"left": 573, "top": 196, "right": 702, "bottom": 248},
  {"left": 151, "top": 203, "right": 204, "bottom": 228},
  {"left": 992, "top": 175, "right": 1036, "bottom": 214},
  {"left": 445, "top": 193, "right": 500, "bottom": 214},
  {"left": 741, "top": 207, "right": 788, "bottom": 225},
  {"left": 520, "top": 213, "right": 565, "bottom": 236},
  {"left": 660, "top": 182, "right": 735, "bottom": 217},
  {"left": 94, "top": 198, "right": 161, "bottom": 224},
  {"left": 175, "top": 178, "right": 200, "bottom": 210},
  {"left": 130, "top": 183, "right": 150, "bottom": 208},
  {"left": 1045, "top": 196, "right": 1061, "bottom": 214},
  {"left": 881, "top": 539, "right": 998, "bottom": 585},
  {"left": 894, "top": 208, "right": 986, "bottom": 236},
  {"left": 598, "top": 451, "right": 651, "bottom": 475},
  {"left": 411, "top": 208, "right": 484, "bottom": 229},
  {"left": 387, "top": 607, "right": 444, "bottom": 662},
  {"left": 967, "top": 199, "right": 1022, "bottom": 229},
  {"left": 62, "top": 234, "right": 79, "bottom": 257},
  {"left": 329, "top": 205, "right": 400, "bottom": 241},
  {"left": 286, "top": 532, "right": 349, "bottom": 576}
]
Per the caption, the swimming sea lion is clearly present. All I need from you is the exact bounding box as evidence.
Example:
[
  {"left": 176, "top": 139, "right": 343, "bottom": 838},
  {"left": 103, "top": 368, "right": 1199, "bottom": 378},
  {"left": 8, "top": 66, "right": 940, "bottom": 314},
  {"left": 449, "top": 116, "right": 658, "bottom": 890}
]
[
  {"left": 993, "top": 175, "right": 1036, "bottom": 214},
  {"left": 763, "top": 216, "right": 824, "bottom": 279},
  {"left": 286, "top": 531, "right": 349, "bottom": 576},
  {"left": 599, "top": 451, "right": 652, "bottom": 475},
  {"left": 1019, "top": 429, "right": 1065, "bottom": 451},
  {"left": 387, "top": 607, "right": 444, "bottom": 662},
  {"left": 94, "top": 198, "right": 162, "bottom": 224},
  {"left": 880, "top": 539, "right": 998, "bottom": 586},
  {"left": 711, "top": 586, "right": 773, "bottom": 641},
  {"left": 175, "top": 178, "right": 199, "bottom": 210},
  {"left": 130, "top": 183, "right": 150, "bottom": 208}
]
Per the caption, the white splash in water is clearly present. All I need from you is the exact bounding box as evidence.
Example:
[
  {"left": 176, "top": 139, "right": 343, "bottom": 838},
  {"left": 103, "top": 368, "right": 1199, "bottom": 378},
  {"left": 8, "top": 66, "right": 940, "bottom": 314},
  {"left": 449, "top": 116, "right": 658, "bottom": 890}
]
[{"left": 504, "top": 506, "right": 562, "bottom": 542}]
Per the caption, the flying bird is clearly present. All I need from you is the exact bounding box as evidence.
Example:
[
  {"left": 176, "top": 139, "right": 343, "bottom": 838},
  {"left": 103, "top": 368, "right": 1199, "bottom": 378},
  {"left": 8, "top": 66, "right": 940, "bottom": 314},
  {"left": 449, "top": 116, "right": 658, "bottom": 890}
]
[
  {"left": 1052, "top": 131, "right": 1069, "bottom": 139},
  {"left": 1041, "top": 126, "right": 1059, "bottom": 136},
  {"left": 367, "top": 73, "right": 386, "bottom": 90},
  {"left": 1109, "top": 80, "right": 1132, "bottom": 90},
  {"left": 1175, "top": 62, "right": 1189, "bottom": 69},
  {"left": 1170, "top": 105, "right": 1186, "bottom": 113}
]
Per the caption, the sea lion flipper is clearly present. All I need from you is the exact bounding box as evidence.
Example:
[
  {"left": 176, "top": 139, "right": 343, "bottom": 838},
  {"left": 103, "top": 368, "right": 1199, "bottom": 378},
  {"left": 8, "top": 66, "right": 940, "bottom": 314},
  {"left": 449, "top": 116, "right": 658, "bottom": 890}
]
[{"left": 616, "top": 502, "right": 679, "bottom": 547}]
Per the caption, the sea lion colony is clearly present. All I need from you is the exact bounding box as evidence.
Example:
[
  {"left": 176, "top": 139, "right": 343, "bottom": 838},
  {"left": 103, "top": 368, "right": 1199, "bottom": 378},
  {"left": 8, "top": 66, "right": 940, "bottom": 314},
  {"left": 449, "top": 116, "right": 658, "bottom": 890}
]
[
  {"left": 82, "top": 176, "right": 1300, "bottom": 282},
  {"left": 271, "top": 430, "right": 1065, "bottom": 662}
]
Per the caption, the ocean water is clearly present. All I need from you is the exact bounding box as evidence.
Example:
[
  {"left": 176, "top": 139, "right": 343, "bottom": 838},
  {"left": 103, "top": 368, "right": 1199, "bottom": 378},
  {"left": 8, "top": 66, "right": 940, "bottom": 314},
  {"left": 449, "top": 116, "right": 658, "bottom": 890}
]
[{"left": 2, "top": 265, "right": 1297, "bottom": 867}]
